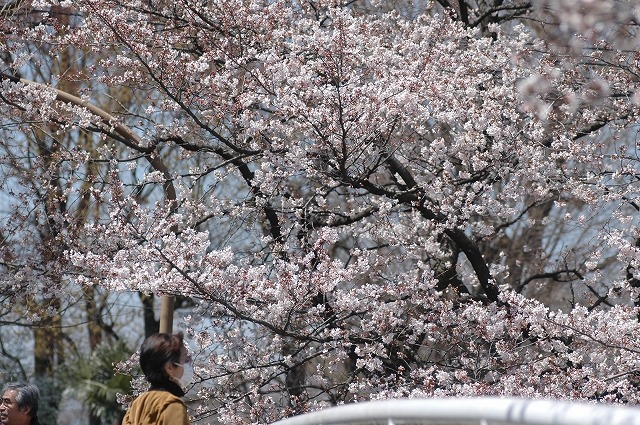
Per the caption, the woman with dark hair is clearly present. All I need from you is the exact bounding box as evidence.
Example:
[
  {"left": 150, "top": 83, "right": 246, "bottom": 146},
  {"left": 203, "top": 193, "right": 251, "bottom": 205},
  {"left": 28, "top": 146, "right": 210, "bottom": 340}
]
[{"left": 122, "top": 332, "right": 193, "bottom": 425}]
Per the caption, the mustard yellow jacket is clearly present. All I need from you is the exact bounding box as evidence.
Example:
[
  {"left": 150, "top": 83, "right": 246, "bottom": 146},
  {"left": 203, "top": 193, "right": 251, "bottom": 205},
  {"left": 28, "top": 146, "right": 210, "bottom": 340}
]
[{"left": 122, "top": 389, "right": 189, "bottom": 425}]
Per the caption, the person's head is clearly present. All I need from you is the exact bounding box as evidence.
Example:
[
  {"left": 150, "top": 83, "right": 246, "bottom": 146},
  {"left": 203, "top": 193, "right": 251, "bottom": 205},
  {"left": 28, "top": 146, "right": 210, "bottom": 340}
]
[
  {"left": 140, "top": 332, "right": 192, "bottom": 388},
  {"left": 0, "top": 382, "right": 39, "bottom": 425}
]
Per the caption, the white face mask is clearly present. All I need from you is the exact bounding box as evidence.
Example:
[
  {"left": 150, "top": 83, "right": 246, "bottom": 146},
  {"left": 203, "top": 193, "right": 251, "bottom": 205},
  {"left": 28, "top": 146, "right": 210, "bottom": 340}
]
[{"left": 173, "top": 362, "right": 194, "bottom": 389}]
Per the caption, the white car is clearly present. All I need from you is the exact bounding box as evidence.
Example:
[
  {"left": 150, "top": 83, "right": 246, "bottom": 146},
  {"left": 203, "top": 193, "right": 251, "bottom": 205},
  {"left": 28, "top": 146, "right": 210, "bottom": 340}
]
[{"left": 271, "top": 397, "right": 640, "bottom": 425}]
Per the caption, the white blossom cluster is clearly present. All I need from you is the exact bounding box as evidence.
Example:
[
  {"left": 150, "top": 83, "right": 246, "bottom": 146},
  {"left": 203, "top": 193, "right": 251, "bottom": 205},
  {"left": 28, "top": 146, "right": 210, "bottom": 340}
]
[{"left": 3, "top": 0, "right": 640, "bottom": 424}]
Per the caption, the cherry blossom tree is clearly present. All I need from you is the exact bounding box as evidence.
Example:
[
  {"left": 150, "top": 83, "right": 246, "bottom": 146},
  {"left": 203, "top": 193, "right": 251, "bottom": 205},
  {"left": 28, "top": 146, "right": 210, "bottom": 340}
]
[
  {"left": 3, "top": 0, "right": 640, "bottom": 424},
  {"left": 0, "top": 3, "right": 146, "bottom": 422}
]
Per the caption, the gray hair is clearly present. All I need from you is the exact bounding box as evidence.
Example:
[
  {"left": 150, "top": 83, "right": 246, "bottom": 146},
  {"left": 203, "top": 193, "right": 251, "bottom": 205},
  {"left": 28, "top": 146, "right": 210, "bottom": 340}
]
[{"left": 1, "top": 382, "right": 39, "bottom": 419}]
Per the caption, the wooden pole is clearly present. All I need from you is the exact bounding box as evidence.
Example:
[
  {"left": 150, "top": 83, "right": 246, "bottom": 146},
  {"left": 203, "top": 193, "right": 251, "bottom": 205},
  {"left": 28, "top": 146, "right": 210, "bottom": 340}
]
[{"left": 159, "top": 295, "right": 175, "bottom": 334}]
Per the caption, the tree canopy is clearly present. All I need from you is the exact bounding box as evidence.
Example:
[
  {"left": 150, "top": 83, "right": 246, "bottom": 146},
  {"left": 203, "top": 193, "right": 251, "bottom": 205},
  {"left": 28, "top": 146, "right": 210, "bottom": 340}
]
[{"left": 2, "top": 0, "right": 640, "bottom": 424}]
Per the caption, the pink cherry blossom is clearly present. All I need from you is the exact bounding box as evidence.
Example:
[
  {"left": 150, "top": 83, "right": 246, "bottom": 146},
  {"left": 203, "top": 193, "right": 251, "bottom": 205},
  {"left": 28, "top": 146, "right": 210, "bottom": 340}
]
[{"left": 2, "top": 1, "right": 640, "bottom": 424}]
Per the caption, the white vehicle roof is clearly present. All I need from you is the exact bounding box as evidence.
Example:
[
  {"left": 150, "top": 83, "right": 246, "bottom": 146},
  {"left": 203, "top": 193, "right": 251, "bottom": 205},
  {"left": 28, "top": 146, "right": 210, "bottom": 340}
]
[{"left": 270, "top": 397, "right": 640, "bottom": 425}]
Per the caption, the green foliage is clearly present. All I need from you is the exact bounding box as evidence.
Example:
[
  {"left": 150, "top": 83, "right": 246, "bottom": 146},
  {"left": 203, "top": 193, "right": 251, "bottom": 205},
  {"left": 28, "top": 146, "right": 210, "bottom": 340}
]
[{"left": 60, "top": 341, "right": 133, "bottom": 425}]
